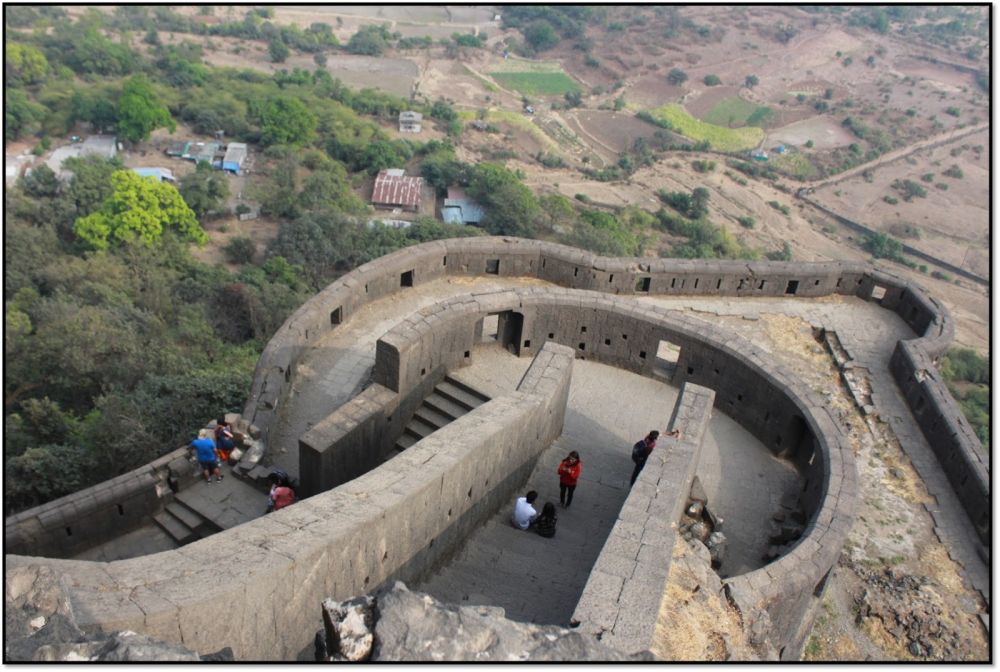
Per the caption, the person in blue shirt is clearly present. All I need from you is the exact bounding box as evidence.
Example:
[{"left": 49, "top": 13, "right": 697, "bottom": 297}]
[{"left": 191, "top": 430, "right": 222, "bottom": 484}]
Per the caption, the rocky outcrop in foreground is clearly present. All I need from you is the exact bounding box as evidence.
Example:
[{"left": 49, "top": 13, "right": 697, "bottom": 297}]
[{"left": 316, "top": 581, "right": 653, "bottom": 662}]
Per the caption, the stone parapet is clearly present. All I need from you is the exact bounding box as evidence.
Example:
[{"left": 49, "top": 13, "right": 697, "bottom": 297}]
[{"left": 573, "top": 382, "right": 715, "bottom": 655}]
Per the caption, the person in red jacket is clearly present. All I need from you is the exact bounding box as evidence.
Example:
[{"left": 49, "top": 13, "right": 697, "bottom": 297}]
[{"left": 557, "top": 451, "right": 582, "bottom": 508}]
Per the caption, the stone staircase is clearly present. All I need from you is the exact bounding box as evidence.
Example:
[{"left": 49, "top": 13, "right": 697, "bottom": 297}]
[
  {"left": 152, "top": 499, "right": 222, "bottom": 546},
  {"left": 391, "top": 376, "right": 491, "bottom": 455}
]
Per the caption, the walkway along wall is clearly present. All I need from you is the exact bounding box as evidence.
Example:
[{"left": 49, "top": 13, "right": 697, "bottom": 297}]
[
  {"left": 241, "top": 238, "right": 982, "bottom": 543},
  {"left": 5, "top": 341, "right": 574, "bottom": 661}
]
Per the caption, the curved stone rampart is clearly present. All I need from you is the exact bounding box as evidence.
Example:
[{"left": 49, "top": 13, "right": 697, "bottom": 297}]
[{"left": 241, "top": 238, "right": 982, "bottom": 543}]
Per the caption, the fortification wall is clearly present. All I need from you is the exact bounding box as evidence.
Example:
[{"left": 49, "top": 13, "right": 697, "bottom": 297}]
[
  {"left": 5, "top": 341, "right": 574, "bottom": 660},
  {"left": 4, "top": 447, "right": 191, "bottom": 558},
  {"left": 241, "top": 237, "right": 981, "bottom": 543},
  {"left": 574, "top": 382, "right": 716, "bottom": 654}
]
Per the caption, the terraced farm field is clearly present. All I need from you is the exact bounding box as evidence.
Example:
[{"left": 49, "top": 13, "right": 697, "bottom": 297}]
[
  {"left": 490, "top": 72, "right": 581, "bottom": 96},
  {"left": 648, "top": 104, "right": 764, "bottom": 152}
]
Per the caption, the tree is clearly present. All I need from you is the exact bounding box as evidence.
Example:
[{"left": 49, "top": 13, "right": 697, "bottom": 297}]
[
  {"left": 667, "top": 68, "right": 689, "bottom": 85},
  {"left": 73, "top": 170, "right": 206, "bottom": 249},
  {"left": 224, "top": 237, "right": 256, "bottom": 264},
  {"left": 745, "top": 74, "right": 759, "bottom": 89},
  {"left": 71, "top": 88, "right": 120, "bottom": 133},
  {"left": 346, "top": 26, "right": 388, "bottom": 55},
  {"left": 5, "top": 43, "right": 49, "bottom": 84},
  {"left": 466, "top": 163, "right": 542, "bottom": 237},
  {"left": 179, "top": 161, "right": 230, "bottom": 219},
  {"left": 64, "top": 155, "right": 120, "bottom": 217},
  {"left": 523, "top": 20, "right": 559, "bottom": 51},
  {"left": 253, "top": 95, "right": 317, "bottom": 147},
  {"left": 269, "top": 38, "right": 290, "bottom": 63},
  {"left": 564, "top": 90, "right": 583, "bottom": 108},
  {"left": 703, "top": 74, "right": 721, "bottom": 86},
  {"left": 5, "top": 87, "right": 45, "bottom": 141},
  {"left": 314, "top": 51, "right": 327, "bottom": 67},
  {"left": 116, "top": 75, "right": 176, "bottom": 143}
]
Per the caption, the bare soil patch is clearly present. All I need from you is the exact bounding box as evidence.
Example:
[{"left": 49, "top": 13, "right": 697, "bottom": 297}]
[
  {"left": 566, "top": 110, "right": 663, "bottom": 155},
  {"left": 766, "top": 116, "right": 855, "bottom": 150}
]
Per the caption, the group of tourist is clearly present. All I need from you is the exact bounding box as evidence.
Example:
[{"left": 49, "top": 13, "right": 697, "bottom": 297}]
[
  {"left": 511, "top": 427, "right": 682, "bottom": 538},
  {"left": 190, "top": 417, "right": 236, "bottom": 484}
]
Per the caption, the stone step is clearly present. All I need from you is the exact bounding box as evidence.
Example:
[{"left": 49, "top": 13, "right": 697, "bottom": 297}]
[
  {"left": 413, "top": 405, "right": 452, "bottom": 431},
  {"left": 164, "top": 501, "right": 205, "bottom": 531},
  {"left": 153, "top": 511, "right": 197, "bottom": 545},
  {"left": 442, "top": 376, "right": 491, "bottom": 405},
  {"left": 435, "top": 381, "right": 487, "bottom": 412},
  {"left": 423, "top": 393, "right": 469, "bottom": 421},
  {"left": 394, "top": 433, "right": 417, "bottom": 452},
  {"left": 405, "top": 416, "right": 439, "bottom": 440}
]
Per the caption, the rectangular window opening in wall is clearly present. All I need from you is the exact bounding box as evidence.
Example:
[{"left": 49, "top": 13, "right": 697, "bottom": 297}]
[
  {"left": 687, "top": 366, "right": 694, "bottom": 374},
  {"left": 117, "top": 504, "right": 125, "bottom": 516},
  {"left": 758, "top": 280, "right": 766, "bottom": 290},
  {"left": 871, "top": 285, "right": 887, "bottom": 301},
  {"left": 580, "top": 326, "right": 587, "bottom": 333},
  {"left": 604, "top": 338, "right": 611, "bottom": 346},
  {"left": 523, "top": 340, "right": 531, "bottom": 348},
  {"left": 814, "top": 279, "right": 820, "bottom": 286},
  {"left": 738, "top": 279, "right": 748, "bottom": 290},
  {"left": 694, "top": 278, "right": 699, "bottom": 289},
  {"left": 330, "top": 306, "right": 342, "bottom": 325},
  {"left": 65, "top": 526, "right": 72, "bottom": 537},
  {"left": 622, "top": 334, "right": 628, "bottom": 340},
  {"left": 574, "top": 267, "right": 579, "bottom": 277},
  {"left": 364, "top": 283, "right": 369, "bottom": 293},
  {"left": 548, "top": 332, "right": 554, "bottom": 339},
  {"left": 785, "top": 280, "right": 799, "bottom": 295},
  {"left": 680, "top": 279, "right": 686, "bottom": 289},
  {"left": 485, "top": 258, "right": 500, "bottom": 274},
  {"left": 609, "top": 273, "right": 614, "bottom": 282},
  {"left": 464, "top": 350, "right": 470, "bottom": 358},
  {"left": 716, "top": 278, "right": 722, "bottom": 289},
  {"left": 542, "top": 258, "right": 546, "bottom": 268},
  {"left": 639, "top": 350, "right": 646, "bottom": 359},
  {"left": 443, "top": 256, "right": 447, "bottom": 266},
  {"left": 578, "top": 342, "right": 586, "bottom": 351},
  {"left": 671, "top": 278, "right": 677, "bottom": 289},
  {"left": 636, "top": 277, "right": 651, "bottom": 292},
  {"left": 836, "top": 278, "right": 842, "bottom": 287},
  {"left": 482, "top": 314, "right": 499, "bottom": 342},
  {"left": 653, "top": 339, "right": 681, "bottom": 379},
  {"left": 400, "top": 270, "right": 414, "bottom": 287}
]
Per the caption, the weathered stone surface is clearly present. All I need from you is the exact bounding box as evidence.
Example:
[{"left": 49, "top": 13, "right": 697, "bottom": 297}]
[
  {"left": 320, "top": 595, "right": 375, "bottom": 661},
  {"left": 366, "top": 582, "right": 648, "bottom": 662}
]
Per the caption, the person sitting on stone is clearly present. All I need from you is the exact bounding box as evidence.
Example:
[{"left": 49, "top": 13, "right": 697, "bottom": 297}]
[
  {"left": 511, "top": 490, "right": 539, "bottom": 530},
  {"left": 534, "top": 501, "right": 557, "bottom": 538},
  {"left": 266, "top": 470, "right": 295, "bottom": 513}
]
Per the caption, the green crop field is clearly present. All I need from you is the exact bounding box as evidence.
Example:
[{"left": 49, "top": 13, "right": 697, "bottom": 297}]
[
  {"left": 489, "top": 72, "right": 581, "bottom": 96},
  {"left": 701, "top": 97, "right": 774, "bottom": 128},
  {"left": 770, "top": 152, "right": 820, "bottom": 180},
  {"left": 647, "top": 104, "right": 764, "bottom": 152}
]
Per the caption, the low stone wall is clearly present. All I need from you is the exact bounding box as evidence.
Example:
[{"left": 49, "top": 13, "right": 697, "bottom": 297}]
[
  {"left": 4, "top": 447, "right": 190, "bottom": 559},
  {"left": 574, "top": 382, "right": 716, "bottom": 654},
  {"left": 5, "top": 342, "right": 575, "bottom": 660}
]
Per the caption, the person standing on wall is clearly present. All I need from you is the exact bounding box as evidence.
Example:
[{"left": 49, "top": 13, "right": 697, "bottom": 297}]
[
  {"left": 630, "top": 428, "right": 681, "bottom": 486},
  {"left": 557, "top": 451, "right": 582, "bottom": 508}
]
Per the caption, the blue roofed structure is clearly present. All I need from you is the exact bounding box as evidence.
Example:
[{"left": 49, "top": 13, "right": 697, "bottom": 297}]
[{"left": 441, "top": 186, "right": 485, "bottom": 226}]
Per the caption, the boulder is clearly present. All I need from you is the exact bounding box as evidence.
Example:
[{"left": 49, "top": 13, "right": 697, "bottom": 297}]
[
  {"left": 366, "top": 582, "right": 648, "bottom": 661},
  {"left": 320, "top": 595, "right": 376, "bottom": 661}
]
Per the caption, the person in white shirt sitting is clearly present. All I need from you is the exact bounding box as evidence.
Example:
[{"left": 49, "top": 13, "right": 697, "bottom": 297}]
[{"left": 511, "top": 490, "right": 539, "bottom": 530}]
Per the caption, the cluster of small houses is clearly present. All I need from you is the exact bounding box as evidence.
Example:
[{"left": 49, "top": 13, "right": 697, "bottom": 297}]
[{"left": 20, "top": 129, "right": 485, "bottom": 229}]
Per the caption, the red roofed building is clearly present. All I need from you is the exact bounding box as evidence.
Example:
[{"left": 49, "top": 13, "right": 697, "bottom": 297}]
[{"left": 371, "top": 169, "right": 423, "bottom": 212}]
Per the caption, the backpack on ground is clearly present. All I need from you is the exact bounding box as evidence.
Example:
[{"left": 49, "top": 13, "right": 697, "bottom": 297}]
[{"left": 631, "top": 440, "right": 646, "bottom": 463}]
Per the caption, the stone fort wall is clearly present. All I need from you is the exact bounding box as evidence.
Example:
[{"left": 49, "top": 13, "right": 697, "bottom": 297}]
[
  {"left": 4, "top": 237, "right": 985, "bottom": 660},
  {"left": 272, "top": 283, "right": 856, "bottom": 659},
  {"left": 245, "top": 237, "right": 984, "bottom": 543}
]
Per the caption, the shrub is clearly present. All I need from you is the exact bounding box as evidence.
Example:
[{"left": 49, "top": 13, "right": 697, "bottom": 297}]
[
  {"left": 235, "top": 203, "right": 252, "bottom": 216},
  {"left": 945, "top": 106, "right": 960, "bottom": 117},
  {"left": 920, "top": 173, "right": 935, "bottom": 183},
  {"left": 891, "top": 178, "right": 927, "bottom": 201},
  {"left": 862, "top": 232, "right": 905, "bottom": 261},
  {"left": 667, "top": 68, "right": 689, "bottom": 85},
  {"left": 703, "top": 74, "right": 721, "bottom": 86},
  {"left": 805, "top": 139, "right": 814, "bottom": 148},
  {"left": 574, "top": 193, "right": 591, "bottom": 203},
  {"left": 224, "top": 237, "right": 256, "bottom": 264},
  {"left": 767, "top": 200, "right": 790, "bottom": 215},
  {"left": 883, "top": 196, "right": 899, "bottom": 205},
  {"left": 931, "top": 270, "right": 951, "bottom": 281},
  {"left": 737, "top": 215, "right": 755, "bottom": 229},
  {"left": 692, "top": 159, "right": 716, "bottom": 173},
  {"left": 942, "top": 165, "right": 964, "bottom": 179}
]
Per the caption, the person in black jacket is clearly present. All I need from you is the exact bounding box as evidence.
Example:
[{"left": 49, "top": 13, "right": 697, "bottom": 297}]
[{"left": 535, "top": 501, "right": 557, "bottom": 538}]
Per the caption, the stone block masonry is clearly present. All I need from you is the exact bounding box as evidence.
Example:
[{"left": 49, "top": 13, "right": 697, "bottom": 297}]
[{"left": 574, "top": 382, "right": 715, "bottom": 654}]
